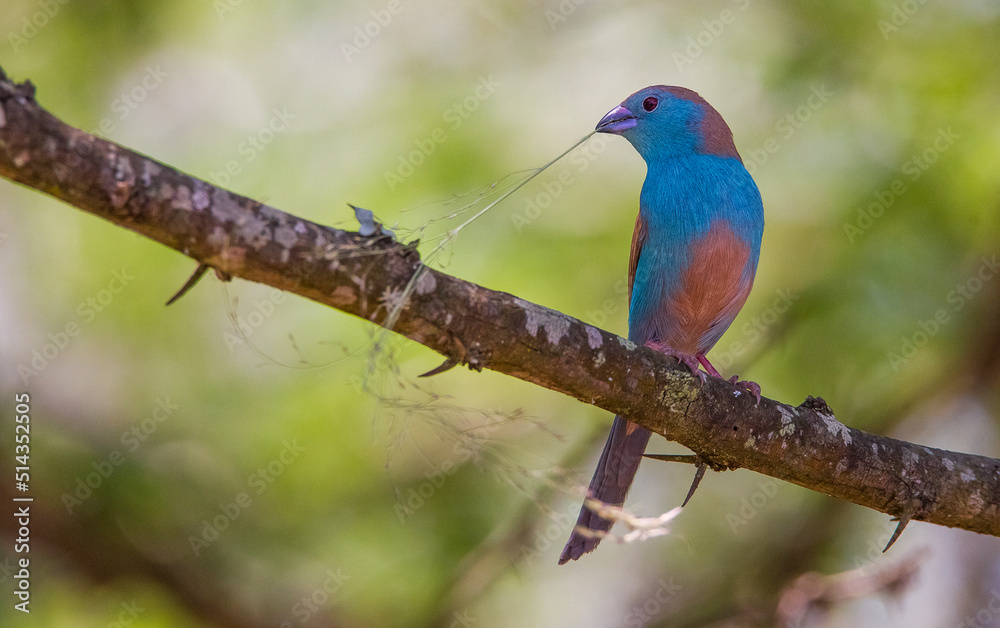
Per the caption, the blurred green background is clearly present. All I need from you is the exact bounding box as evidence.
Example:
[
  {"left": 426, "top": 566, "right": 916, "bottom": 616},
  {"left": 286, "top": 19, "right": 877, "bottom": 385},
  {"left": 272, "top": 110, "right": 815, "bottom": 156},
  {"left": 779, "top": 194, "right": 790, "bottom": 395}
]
[{"left": 2, "top": 1, "right": 1000, "bottom": 626}]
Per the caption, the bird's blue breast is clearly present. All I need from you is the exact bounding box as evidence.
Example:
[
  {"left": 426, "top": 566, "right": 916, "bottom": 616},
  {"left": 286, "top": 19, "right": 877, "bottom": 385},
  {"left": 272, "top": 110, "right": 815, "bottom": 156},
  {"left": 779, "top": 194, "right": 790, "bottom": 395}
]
[{"left": 628, "top": 155, "right": 764, "bottom": 346}]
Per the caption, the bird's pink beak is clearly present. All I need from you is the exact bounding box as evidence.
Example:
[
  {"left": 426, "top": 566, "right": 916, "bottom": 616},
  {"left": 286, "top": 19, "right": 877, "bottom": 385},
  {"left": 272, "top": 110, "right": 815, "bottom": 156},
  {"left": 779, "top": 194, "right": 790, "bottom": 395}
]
[{"left": 596, "top": 105, "right": 637, "bottom": 135}]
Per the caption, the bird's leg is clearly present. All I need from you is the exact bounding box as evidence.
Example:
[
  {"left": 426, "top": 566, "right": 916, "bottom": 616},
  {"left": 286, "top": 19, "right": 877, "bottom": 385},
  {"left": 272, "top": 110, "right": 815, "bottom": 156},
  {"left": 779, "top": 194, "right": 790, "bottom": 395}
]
[
  {"left": 646, "top": 340, "right": 706, "bottom": 384},
  {"left": 642, "top": 345, "right": 746, "bottom": 506},
  {"left": 698, "top": 354, "right": 762, "bottom": 405},
  {"left": 696, "top": 354, "right": 723, "bottom": 378}
]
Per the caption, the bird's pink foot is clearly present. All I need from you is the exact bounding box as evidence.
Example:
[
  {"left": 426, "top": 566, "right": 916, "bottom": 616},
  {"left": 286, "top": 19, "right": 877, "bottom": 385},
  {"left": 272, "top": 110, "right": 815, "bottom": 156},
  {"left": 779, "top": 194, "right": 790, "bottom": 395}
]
[
  {"left": 646, "top": 341, "right": 706, "bottom": 383},
  {"left": 727, "top": 376, "right": 762, "bottom": 406},
  {"left": 699, "top": 355, "right": 762, "bottom": 406},
  {"left": 645, "top": 344, "right": 762, "bottom": 404}
]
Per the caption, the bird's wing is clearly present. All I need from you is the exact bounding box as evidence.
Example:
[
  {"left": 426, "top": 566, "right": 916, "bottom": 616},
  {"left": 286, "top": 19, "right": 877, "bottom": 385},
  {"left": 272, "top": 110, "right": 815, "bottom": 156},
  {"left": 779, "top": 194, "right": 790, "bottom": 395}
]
[{"left": 628, "top": 212, "right": 647, "bottom": 304}]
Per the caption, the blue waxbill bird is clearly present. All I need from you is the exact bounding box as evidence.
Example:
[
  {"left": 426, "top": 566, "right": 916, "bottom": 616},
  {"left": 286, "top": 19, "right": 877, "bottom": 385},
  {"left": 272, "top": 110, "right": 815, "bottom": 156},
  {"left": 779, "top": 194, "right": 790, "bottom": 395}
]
[{"left": 559, "top": 86, "right": 764, "bottom": 564}]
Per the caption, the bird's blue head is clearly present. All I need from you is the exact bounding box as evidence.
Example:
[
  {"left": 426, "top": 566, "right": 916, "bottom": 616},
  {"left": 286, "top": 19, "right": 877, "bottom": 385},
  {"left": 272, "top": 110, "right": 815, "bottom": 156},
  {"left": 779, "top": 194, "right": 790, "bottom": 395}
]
[{"left": 596, "top": 85, "right": 741, "bottom": 164}]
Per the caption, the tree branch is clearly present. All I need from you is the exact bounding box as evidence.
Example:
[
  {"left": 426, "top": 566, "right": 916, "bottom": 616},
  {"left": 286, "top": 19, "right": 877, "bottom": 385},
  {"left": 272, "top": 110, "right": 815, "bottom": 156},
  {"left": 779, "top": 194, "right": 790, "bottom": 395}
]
[{"left": 2, "top": 67, "right": 998, "bottom": 540}]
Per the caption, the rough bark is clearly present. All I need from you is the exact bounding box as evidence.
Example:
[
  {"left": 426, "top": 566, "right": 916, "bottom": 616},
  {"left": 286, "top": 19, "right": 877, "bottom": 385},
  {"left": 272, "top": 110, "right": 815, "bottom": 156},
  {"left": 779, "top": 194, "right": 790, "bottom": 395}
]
[{"left": 2, "top": 67, "right": 998, "bottom": 540}]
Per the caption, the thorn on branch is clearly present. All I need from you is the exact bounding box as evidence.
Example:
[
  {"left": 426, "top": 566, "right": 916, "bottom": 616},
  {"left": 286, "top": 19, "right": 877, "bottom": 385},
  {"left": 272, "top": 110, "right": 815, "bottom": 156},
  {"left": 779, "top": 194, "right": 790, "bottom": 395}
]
[
  {"left": 644, "top": 453, "right": 729, "bottom": 472},
  {"left": 643, "top": 454, "right": 702, "bottom": 465},
  {"left": 419, "top": 358, "right": 459, "bottom": 378},
  {"left": 418, "top": 331, "right": 485, "bottom": 377},
  {"left": 165, "top": 264, "right": 232, "bottom": 305},
  {"left": 682, "top": 463, "right": 707, "bottom": 507},
  {"left": 165, "top": 263, "right": 211, "bottom": 305},
  {"left": 883, "top": 512, "right": 913, "bottom": 553},
  {"left": 641, "top": 454, "right": 709, "bottom": 507}
]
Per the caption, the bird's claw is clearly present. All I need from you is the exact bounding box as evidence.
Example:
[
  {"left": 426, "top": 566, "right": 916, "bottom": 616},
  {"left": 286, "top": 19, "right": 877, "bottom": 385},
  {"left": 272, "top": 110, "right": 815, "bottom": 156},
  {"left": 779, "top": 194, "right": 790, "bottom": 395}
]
[
  {"left": 646, "top": 341, "right": 707, "bottom": 383},
  {"left": 728, "top": 376, "right": 762, "bottom": 406},
  {"left": 679, "top": 354, "right": 707, "bottom": 384},
  {"left": 647, "top": 342, "right": 760, "bottom": 399}
]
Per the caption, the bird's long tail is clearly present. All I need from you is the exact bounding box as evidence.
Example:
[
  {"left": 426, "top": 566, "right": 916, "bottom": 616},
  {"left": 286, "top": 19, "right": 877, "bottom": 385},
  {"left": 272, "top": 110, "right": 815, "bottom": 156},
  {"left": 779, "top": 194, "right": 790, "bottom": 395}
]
[{"left": 559, "top": 415, "right": 651, "bottom": 564}]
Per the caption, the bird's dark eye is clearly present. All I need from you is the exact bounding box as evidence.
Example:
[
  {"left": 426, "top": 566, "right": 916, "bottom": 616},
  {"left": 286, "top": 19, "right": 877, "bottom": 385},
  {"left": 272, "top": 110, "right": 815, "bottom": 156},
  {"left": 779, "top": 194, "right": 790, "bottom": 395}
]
[{"left": 642, "top": 96, "right": 659, "bottom": 112}]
